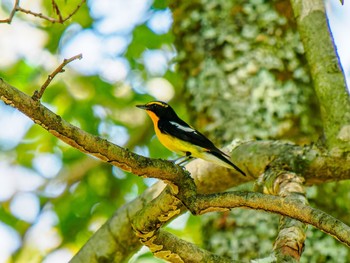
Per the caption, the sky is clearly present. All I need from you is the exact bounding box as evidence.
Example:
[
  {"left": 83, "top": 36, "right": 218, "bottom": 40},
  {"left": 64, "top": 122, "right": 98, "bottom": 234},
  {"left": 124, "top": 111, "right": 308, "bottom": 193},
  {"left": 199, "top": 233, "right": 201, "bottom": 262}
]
[
  {"left": 0, "top": 1, "right": 350, "bottom": 262},
  {"left": 327, "top": 0, "right": 350, "bottom": 81}
]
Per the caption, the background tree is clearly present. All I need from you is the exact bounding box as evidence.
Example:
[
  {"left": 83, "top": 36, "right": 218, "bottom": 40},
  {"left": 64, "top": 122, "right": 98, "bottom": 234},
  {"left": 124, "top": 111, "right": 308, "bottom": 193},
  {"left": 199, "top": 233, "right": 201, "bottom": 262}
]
[{"left": 0, "top": 0, "right": 350, "bottom": 263}]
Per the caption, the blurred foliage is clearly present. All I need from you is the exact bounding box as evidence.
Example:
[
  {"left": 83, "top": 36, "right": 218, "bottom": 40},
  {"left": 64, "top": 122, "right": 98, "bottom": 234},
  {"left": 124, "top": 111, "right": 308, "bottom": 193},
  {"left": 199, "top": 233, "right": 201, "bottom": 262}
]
[
  {"left": 0, "top": 0, "right": 349, "bottom": 262},
  {"left": 0, "top": 0, "right": 181, "bottom": 261}
]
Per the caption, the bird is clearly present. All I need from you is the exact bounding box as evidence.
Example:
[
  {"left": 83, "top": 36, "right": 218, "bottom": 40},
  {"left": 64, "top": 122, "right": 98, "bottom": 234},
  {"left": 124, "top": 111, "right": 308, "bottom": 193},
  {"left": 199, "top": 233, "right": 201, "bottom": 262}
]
[{"left": 136, "top": 101, "right": 246, "bottom": 176}]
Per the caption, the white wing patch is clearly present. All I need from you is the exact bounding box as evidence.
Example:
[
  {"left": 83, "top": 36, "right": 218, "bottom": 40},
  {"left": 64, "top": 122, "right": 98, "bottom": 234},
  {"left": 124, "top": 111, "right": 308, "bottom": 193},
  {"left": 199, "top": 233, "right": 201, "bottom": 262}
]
[{"left": 170, "top": 121, "right": 197, "bottom": 134}]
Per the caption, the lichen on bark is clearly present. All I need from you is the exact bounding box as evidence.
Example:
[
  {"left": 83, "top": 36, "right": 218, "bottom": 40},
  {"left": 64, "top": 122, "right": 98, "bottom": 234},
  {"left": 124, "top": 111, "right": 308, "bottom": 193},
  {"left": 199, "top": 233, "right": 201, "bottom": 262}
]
[{"left": 171, "top": 0, "right": 322, "bottom": 145}]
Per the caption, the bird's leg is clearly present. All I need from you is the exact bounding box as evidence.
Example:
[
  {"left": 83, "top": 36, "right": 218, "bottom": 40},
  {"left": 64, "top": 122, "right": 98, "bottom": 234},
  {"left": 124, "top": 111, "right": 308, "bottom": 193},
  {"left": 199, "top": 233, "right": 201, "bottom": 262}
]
[
  {"left": 177, "top": 156, "right": 194, "bottom": 166},
  {"left": 170, "top": 152, "right": 194, "bottom": 167},
  {"left": 176, "top": 151, "right": 194, "bottom": 166},
  {"left": 171, "top": 155, "right": 188, "bottom": 163}
]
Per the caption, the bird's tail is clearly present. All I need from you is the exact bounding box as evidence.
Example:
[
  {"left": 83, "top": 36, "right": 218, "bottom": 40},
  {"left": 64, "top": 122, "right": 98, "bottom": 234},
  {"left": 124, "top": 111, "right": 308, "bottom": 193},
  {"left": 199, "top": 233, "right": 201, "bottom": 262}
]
[{"left": 207, "top": 150, "right": 246, "bottom": 176}]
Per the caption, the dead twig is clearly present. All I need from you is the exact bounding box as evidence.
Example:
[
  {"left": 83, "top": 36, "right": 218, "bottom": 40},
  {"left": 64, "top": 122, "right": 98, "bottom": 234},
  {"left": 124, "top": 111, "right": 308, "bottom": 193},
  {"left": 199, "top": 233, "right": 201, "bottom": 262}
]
[
  {"left": 32, "top": 54, "right": 82, "bottom": 101},
  {"left": 52, "top": 0, "right": 63, "bottom": 22},
  {"left": 0, "top": 0, "right": 86, "bottom": 24},
  {"left": 0, "top": 0, "right": 19, "bottom": 23}
]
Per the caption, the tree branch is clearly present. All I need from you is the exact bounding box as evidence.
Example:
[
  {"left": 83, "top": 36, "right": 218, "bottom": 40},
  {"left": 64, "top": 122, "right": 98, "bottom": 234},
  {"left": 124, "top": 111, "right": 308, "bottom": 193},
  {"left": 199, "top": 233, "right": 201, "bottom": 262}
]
[
  {"left": 290, "top": 0, "right": 350, "bottom": 151},
  {"left": 0, "top": 78, "right": 190, "bottom": 192},
  {"left": 131, "top": 188, "right": 234, "bottom": 262},
  {"left": 2, "top": 80, "right": 350, "bottom": 261},
  {"left": 131, "top": 169, "right": 348, "bottom": 261},
  {"left": 132, "top": 187, "right": 183, "bottom": 234},
  {"left": 188, "top": 192, "right": 350, "bottom": 247},
  {"left": 2, "top": 78, "right": 350, "bottom": 185},
  {"left": 134, "top": 175, "right": 350, "bottom": 261},
  {"left": 257, "top": 168, "right": 307, "bottom": 261},
  {"left": 70, "top": 182, "right": 167, "bottom": 263},
  {"left": 51, "top": 0, "right": 63, "bottom": 22},
  {"left": 32, "top": 53, "right": 82, "bottom": 101},
  {"left": 146, "top": 229, "right": 236, "bottom": 263},
  {"left": 0, "top": 0, "right": 19, "bottom": 23}
]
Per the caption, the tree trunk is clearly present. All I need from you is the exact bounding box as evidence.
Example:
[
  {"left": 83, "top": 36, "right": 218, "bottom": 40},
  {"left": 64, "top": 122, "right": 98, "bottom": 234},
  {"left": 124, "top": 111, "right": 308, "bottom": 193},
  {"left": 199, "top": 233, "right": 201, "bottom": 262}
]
[
  {"left": 171, "top": 0, "right": 321, "bottom": 145},
  {"left": 171, "top": 0, "right": 348, "bottom": 261}
]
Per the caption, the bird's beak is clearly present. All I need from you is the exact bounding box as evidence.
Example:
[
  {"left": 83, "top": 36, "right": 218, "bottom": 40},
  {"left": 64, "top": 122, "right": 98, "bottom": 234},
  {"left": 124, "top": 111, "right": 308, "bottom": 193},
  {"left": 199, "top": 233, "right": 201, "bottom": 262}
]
[{"left": 136, "top": 104, "right": 148, "bottom": 110}]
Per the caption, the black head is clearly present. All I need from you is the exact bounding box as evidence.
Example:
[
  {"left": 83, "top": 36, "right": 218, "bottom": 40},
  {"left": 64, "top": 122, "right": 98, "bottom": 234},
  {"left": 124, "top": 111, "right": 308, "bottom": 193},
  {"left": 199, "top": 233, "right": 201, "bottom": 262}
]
[{"left": 136, "top": 101, "right": 178, "bottom": 119}]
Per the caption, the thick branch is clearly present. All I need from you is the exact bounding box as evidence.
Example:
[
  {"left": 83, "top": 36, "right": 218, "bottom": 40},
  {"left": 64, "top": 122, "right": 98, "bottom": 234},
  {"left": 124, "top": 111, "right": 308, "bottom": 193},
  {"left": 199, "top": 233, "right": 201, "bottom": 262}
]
[
  {"left": 258, "top": 168, "right": 307, "bottom": 261},
  {"left": 189, "top": 192, "right": 350, "bottom": 247},
  {"left": 70, "top": 182, "right": 167, "bottom": 263},
  {"left": 0, "top": 78, "right": 190, "bottom": 193},
  {"left": 132, "top": 186, "right": 183, "bottom": 237},
  {"left": 131, "top": 187, "right": 234, "bottom": 262},
  {"left": 148, "top": 229, "right": 235, "bottom": 263},
  {"left": 132, "top": 179, "right": 350, "bottom": 261},
  {"left": 290, "top": 0, "right": 350, "bottom": 151}
]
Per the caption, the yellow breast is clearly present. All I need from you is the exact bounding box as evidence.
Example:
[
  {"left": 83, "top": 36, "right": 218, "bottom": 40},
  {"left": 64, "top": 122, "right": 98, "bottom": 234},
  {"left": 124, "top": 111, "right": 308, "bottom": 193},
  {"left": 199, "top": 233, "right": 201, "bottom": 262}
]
[{"left": 146, "top": 110, "right": 203, "bottom": 156}]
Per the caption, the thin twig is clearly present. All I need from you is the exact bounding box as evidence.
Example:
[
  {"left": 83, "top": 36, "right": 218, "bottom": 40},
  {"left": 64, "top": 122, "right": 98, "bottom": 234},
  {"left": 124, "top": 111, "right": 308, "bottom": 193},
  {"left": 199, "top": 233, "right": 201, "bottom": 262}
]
[
  {"left": 16, "top": 6, "right": 58, "bottom": 23},
  {"left": 0, "top": 0, "right": 86, "bottom": 24},
  {"left": 32, "top": 54, "right": 82, "bottom": 101},
  {"left": 0, "top": 0, "right": 19, "bottom": 23},
  {"left": 58, "top": 0, "right": 86, "bottom": 23},
  {"left": 52, "top": 0, "right": 63, "bottom": 22}
]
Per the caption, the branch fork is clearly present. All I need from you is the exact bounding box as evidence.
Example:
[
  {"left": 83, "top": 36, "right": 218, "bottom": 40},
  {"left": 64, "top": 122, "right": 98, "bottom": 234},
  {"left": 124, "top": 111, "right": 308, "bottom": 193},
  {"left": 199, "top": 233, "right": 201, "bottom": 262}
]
[
  {"left": 0, "top": 0, "right": 86, "bottom": 24},
  {"left": 32, "top": 53, "right": 82, "bottom": 101}
]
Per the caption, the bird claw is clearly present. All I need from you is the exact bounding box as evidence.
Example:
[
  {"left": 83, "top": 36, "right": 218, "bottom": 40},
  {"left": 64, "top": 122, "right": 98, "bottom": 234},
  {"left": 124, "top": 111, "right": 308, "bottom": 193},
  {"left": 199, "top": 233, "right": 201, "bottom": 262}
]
[{"left": 170, "top": 155, "right": 194, "bottom": 167}]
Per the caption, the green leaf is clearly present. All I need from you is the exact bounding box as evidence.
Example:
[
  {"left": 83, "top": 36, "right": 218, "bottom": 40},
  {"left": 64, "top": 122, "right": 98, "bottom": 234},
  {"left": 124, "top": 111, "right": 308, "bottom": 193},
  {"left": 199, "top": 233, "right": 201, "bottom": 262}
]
[{"left": 153, "top": 0, "right": 169, "bottom": 9}]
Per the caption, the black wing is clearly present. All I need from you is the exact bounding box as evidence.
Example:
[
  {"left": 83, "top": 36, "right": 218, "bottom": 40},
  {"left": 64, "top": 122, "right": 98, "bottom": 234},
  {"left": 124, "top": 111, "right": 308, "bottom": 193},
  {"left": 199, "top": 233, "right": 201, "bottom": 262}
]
[
  {"left": 158, "top": 118, "right": 246, "bottom": 176},
  {"left": 158, "top": 118, "right": 219, "bottom": 151}
]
